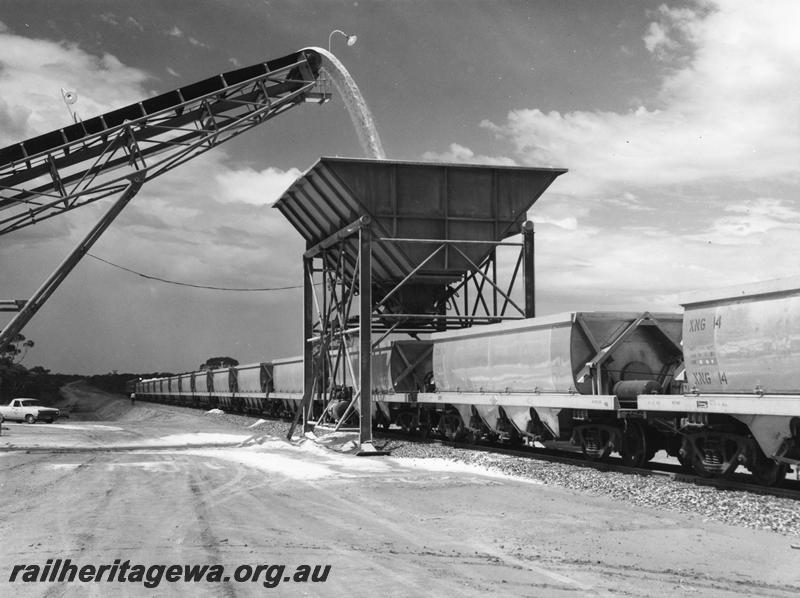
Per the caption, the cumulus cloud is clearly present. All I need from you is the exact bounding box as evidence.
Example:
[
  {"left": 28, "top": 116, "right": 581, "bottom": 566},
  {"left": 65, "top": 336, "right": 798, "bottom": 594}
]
[
  {"left": 437, "top": 1, "right": 800, "bottom": 307},
  {"left": 215, "top": 167, "right": 302, "bottom": 207},
  {"left": 698, "top": 198, "right": 800, "bottom": 244},
  {"left": 421, "top": 142, "right": 517, "bottom": 166},
  {"left": 126, "top": 17, "right": 145, "bottom": 32},
  {"left": 643, "top": 21, "right": 674, "bottom": 55},
  {"left": 165, "top": 25, "right": 210, "bottom": 49},
  {"left": 97, "top": 13, "right": 119, "bottom": 27},
  {"left": 643, "top": 4, "right": 705, "bottom": 61},
  {"left": 0, "top": 27, "right": 308, "bottom": 372},
  {"left": 0, "top": 29, "right": 151, "bottom": 145},
  {"left": 187, "top": 36, "right": 210, "bottom": 49},
  {"left": 91, "top": 154, "right": 305, "bottom": 289},
  {"left": 483, "top": 1, "right": 800, "bottom": 190}
]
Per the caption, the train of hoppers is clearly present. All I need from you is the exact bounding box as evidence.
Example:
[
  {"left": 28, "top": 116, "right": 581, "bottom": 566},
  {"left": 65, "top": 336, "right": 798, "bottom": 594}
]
[{"left": 134, "top": 275, "right": 800, "bottom": 487}]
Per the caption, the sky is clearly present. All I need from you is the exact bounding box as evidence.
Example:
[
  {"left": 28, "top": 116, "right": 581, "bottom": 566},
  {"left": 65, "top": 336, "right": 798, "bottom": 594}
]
[{"left": 0, "top": 0, "right": 798, "bottom": 374}]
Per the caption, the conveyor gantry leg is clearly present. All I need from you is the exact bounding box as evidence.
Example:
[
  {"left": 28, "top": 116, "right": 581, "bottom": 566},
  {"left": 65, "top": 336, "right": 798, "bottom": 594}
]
[{"left": 0, "top": 175, "right": 145, "bottom": 351}]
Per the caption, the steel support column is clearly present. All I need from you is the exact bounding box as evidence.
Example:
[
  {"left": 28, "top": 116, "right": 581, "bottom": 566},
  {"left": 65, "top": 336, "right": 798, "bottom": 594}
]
[
  {"left": 522, "top": 220, "right": 535, "bottom": 318},
  {"left": 302, "top": 256, "right": 315, "bottom": 433},
  {"left": 287, "top": 255, "right": 318, "bottom": 441},
  {"left": 0, "top": 175, "right": 144, "bottom": 351},
  {"left": 358, "top": 224, "right": 373, "bottom": 447}
]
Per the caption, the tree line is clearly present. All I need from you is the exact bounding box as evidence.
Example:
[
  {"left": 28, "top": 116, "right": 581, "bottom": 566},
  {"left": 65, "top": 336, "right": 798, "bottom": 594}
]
[{"left": 0, "top": 335, "right": 239, "bottom": 403}]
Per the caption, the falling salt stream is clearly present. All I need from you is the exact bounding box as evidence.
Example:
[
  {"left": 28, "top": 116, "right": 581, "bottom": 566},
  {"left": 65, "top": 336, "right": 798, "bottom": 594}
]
[{"left": 305, "top": 46, "right": 386, "bottom": 160}]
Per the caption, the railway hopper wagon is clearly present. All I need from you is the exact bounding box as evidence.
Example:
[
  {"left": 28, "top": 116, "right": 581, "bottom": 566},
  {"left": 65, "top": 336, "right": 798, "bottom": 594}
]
[
  {"left": 638, "top": 277, "right": 800, "bottom": 485},
  {"left": 211, "top": 367, "right": 236, "bottom": 411},
  {"left": 135, "top": 345, "right": 433, "bottom": 425},
  {"left": 388, "top": 311, "right": 684, "bottom": 466},
  {"left": 270, "top": 356, "right": 304, "bottom": 418},
  {"left": 132, "top": 278, "right": 800, "bottom": 487},
  {"left": 135, "top": 312, "right": 685, "bottom": 467},
  {"left": 154, "top": 378, "right": 169, "bottom": 403},
  {"left": 253, "top": 346, "right": 421, "bottom": 427},
  {"left": 235, "top": 362, "right": 271, "bottom": 414},
  {"left": 371, "top": 341, "right": 435, "bottom": 430},
  {"left": 176, "top": 372, "right": 194, "bottom": 406},
  {"left": 136, "top": 358, "right": 303, "bottom": 418},
  {"left": 192, "top": 370, "right": 214, "bottom": 408},
  {"left": 165, "top": 376, "right": 181, "bottom": 404}
]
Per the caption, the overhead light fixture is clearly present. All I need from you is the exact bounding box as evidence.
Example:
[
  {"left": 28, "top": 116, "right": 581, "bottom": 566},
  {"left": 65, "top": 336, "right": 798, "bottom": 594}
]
[{"left": 328, "top": 29, "right": 357, "bottom": 53}]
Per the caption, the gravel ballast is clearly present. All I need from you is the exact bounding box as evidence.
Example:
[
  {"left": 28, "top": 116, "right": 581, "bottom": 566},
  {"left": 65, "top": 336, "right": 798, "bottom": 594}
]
[{"left": 387, "top": 441, "right": 800, "bottom": 538}]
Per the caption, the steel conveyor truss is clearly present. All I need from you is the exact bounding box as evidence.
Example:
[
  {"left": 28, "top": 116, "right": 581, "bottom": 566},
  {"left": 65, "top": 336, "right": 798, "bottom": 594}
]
[
  {"left": 0, "top": 49, "right": 328, "bottom": 235},
  {"left": 0, "top": 49, "right": 329, "bottom": 350}
]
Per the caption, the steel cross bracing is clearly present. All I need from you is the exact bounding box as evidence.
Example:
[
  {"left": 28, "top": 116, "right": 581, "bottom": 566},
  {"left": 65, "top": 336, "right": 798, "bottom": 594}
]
[
  {"left": 288, "top": 217, "right": 536, "bottom": 450},
  {"left": 0, "top": 50, "right": 329, "bottom": 235},
  {"left": 0, "top": 49, "right": 328, "bottom": 351}
]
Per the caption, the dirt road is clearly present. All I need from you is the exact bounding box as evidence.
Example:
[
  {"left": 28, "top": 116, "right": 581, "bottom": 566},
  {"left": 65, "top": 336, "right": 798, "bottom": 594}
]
[{"left": 0, "top": 385, "right": 797, "bottom": 597}]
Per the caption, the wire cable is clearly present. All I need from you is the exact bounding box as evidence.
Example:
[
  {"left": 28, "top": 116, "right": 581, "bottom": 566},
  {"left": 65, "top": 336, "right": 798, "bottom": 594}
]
[{"left": 86, "top": 253, "right": 303, "bottom": 292}]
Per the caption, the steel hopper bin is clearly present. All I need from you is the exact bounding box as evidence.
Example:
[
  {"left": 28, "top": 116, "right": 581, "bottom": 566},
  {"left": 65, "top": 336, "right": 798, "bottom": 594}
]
[{"left": 274, "top": 157, "right": 566, "bottom": 287}]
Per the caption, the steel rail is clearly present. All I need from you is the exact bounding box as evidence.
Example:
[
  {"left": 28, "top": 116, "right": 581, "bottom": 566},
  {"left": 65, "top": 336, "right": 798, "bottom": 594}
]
[{"left": 375, "top": 429, "right": 800, "bottom": 501}]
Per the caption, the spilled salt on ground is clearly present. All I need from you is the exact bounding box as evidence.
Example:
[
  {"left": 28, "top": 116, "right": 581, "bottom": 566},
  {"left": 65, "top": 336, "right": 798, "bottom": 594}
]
[
  {"left": 184, "top": 446, "right": 334, "bottom": 480},
  {"left": 42, "top": 423, "right": 124, "bottom": 431},
  {"left": 179, "top": 437, "right": 397, "bottom": 481},
  {"left": 393, "top": 456, "right": 543, "bottom": 484},
  {"left": 140, "top": 432, "right": 249, "bottom": 446},
  {"left": 177, "top": 436, "right": 537, "bottom": 485}
]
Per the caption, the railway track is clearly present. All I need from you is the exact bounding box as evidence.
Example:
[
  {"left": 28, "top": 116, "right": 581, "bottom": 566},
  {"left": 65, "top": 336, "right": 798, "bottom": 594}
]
[
  {"left": 134, "top": 397, "right": 800, "bottom": 501},
  {"left": 374, "top": 428, "right": 800, "bottom": 501}
]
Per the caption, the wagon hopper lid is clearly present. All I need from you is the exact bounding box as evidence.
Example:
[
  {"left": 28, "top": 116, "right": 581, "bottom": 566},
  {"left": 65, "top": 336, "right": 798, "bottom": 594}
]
[
  {"left": 429, "top": 311, "right": 684, "bottom": 396},
  {"left": 678, "top": 274, "right": 800, "bottom": 307},
  {"left": 678, "top": 275, "right": 800, "bottom": 395},
  {"left": 273, "top": 157, "right": 567, "bottom": 286}
]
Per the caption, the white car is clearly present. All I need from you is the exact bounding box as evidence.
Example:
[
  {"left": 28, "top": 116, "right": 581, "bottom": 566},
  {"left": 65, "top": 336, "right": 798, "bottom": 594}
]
[{"left": 0, "top": 398, "right": 60, "bottom": 424}]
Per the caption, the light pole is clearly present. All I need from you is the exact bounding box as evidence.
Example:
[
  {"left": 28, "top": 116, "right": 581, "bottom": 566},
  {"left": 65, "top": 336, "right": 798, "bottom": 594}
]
[
  {"left": 60, "top": 88, "right": 79, "bottom": 124},
  {"left": 328, "top": 29, "right": 357, "bottom": 53}
]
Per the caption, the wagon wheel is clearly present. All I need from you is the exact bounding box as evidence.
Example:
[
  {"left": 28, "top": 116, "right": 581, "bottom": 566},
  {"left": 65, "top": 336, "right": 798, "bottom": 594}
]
[
  {"left": 505, "top": 428, "right": 524, "bottom": 447},
  {"left": 394, "top": 411, "right": 417, "bottom": 434},
  {"left": 438, "top": 412, "right": 463, "bottom": 441},
  {"left": 749, "top": 447, "right": 788, "bottom": 487},
  {"left": 676, "top": 450, "right": 693, "bottom": 472},
  {"left": 416, "top": 410, "right": 432, "bottom": 439},
  {"left": 620, "top": 420, "right": 648, "bottom": 468},
  {"left": 375, "top": 408, "right": 391, "bottom": 431}
]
